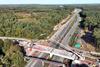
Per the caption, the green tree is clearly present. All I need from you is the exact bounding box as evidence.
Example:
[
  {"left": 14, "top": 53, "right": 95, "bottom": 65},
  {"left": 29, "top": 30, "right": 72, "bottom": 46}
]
[{"left": 94, "top": 28, "right": 100, "bottom": 48}]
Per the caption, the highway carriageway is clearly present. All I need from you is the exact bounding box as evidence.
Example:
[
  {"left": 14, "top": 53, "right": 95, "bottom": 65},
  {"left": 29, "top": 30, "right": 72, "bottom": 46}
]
[
  {"left": 17, "top": 10, "right": 83, "bottom": 65},
  {"left": 25, "top": 56, "right": 66, "bottom": 66}
]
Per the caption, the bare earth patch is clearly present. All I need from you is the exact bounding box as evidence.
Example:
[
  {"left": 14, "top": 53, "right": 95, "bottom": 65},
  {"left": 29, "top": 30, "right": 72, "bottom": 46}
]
[{"left": 81, "top": 43, "right": 95, "bottom": 51}]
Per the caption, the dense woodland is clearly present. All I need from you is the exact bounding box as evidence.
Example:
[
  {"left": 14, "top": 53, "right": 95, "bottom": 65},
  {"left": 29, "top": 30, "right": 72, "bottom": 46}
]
[
  {"left": 80, "top": 6, "right": 100, "bottom": 51},
  {"left": 0, "top": 39, "right": 26, "bottom": 67},
  {"left": 0, "top": 5, "right": 71, "bottom": 39}
]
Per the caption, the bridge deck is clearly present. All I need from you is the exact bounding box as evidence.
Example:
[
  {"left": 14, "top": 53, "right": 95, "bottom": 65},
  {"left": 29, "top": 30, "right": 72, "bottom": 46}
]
[{"left": 25, "top": 43, "right": 79, "bottom": 60}]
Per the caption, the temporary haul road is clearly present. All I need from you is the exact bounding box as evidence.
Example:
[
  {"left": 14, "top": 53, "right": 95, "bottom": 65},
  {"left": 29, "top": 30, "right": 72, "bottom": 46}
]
[{"left": 0, "top": 9, "right": 99, "bottom": 67}]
